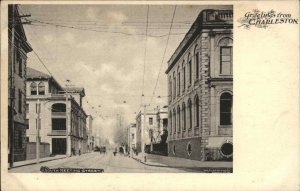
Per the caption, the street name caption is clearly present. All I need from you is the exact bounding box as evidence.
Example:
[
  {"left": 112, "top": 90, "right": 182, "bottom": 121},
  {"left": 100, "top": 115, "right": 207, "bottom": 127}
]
[
  {"left": 238, "top": 9, "right": 299, "bottom": 29},
  {"left": 40, "top": 166, "right": 104, "bottom": 173}
]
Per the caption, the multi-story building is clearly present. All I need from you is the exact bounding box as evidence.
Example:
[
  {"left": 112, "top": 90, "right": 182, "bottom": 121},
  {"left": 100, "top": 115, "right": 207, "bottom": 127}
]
[
  {"left": 8, "top": 5, "right": 33, "bottom": 163},
  {"left": 127, "top": 123, "right": 137, "bottom": 153},
  {"left": 156, "top": 106, "right": 168, "bottom": 143},
  {"left": 26, "top": 67, "right": 88, "bottom": 156},
  {"left": 86, "top": 115, "right": 94, "bottom": 152},
  {"left": 165, "top": 9, "right": 233, "bottom": 161},
  {"left": 135, "top": 109, "right": 157, "bottom": 153}
]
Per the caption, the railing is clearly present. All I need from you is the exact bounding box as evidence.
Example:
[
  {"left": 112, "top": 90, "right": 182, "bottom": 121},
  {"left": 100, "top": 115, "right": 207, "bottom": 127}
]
[
  {"left": 205, "top": 10, "right": 233, "bottom": 22},
  {"left": 51, "top": 112, "right": 66, "bottom": 116},
  {"left": 48, "top": 130, "right": 66, "bottom": 136}
]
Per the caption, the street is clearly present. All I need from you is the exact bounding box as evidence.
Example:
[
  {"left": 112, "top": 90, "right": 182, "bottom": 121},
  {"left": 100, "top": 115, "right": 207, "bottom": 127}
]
[{"left": 9, "top": 152, "right": 188, "bottom": 173}]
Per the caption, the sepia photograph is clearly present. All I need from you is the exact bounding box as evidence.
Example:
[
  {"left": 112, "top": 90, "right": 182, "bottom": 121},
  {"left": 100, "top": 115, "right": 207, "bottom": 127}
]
[
  {"left": 1, "top": 1, "right": 299, "bottom": 191},
  {"left": 7, "top": 4, "right": 233, "bottom": 173}
]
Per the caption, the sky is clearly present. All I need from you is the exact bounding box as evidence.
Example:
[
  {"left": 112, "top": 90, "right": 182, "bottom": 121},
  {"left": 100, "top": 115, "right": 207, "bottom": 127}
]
[{"left": 20, "top": 4, "right": 232, "bottom": 144}]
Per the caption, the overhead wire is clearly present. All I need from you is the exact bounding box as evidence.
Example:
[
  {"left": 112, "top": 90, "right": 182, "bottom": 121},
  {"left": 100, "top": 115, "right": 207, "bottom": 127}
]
[
  {"left": 140, "top": 5, "right": 149, "bottom": 108},
  {"left": 149, "top": 5, "right": 177, "bottom": 106}
]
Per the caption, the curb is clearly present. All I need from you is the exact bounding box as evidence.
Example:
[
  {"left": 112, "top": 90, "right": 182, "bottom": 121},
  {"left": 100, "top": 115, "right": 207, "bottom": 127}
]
[
  {"left": 131, "top": 156, "right": 233, "bottom": 172},
  {"left": 8, "top": 156, "right": 67, "bottom": 170}
]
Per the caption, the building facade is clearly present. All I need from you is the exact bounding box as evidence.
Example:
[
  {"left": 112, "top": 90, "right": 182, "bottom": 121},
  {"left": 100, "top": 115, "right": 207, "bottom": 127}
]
[
  {"left": 127, "top": 123, "right": 137, "bottom": 153},
  {"left": 86, "top": 115, "right": 94, "bottom": 152},
  {"left": 165, "top": 9, "right": 233, "bottom": 161},
  {"left": 8, "top": 5, "right": 33, "bottom": 163},
  {"left": 26, "top": 67, "right": 88, "bottom": 156},
  {"left": 156, "top": 106, "right": 168, "bottom": 143},
  {"left": 135, "top": 109, "right": 157, "bottom": 153}
]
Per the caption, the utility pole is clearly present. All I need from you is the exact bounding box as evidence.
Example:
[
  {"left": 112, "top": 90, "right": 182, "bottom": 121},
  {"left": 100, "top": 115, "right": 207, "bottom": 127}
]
[
  {"left": 9, "top": 4, "right": 16, "bottom": 168},
  {"left": 65, "top": 80, "right": 71, "bottom": 157},
  {"left": 36, "top": 99, "right": 41, "bottom": 163}
]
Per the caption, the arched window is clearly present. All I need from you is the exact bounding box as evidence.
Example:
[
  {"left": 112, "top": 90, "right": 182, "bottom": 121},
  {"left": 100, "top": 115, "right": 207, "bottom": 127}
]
[
  {"left": 30, "top": 82, "right": 37, "bottom": 95},
  {"left": 38, "top": 82, "right": 45, "bottom": 95},
  {"left": 173, "top": 109, "right": 176, "bottom": 133},
  {"left": 195, "top": 95, "right": 200, "bottom": 127},
  {"left": 188, "top": 99, "right": 192, "bottom": 130},
  {"left": 218, "top": 37, "right": 233, "bottom": 75},
  {"left": 188, "top": 53, "right": 192, "bottom": 84},
  {"left": 52, "top": 103, "right": 66, "bottom": 113},
  {"left": 220, "top": 92, "right": 233, "bottom": 125},
  {"left": 177, "top": 105, "right": 181, "bottom": 132},
  {"left": 177, "top": 68, "right": 180, "bottom": 96},
  {"left": 194, "top": 45, "right": 200, "bottom": 79},
  {"left": 182, "top": 102, "right": 186, "bottom": 131},
  {"left": 169, "top": 76, "right": 172, "bottom": 102},
  {"left": 182, "top": 60, "right": 186, "bottom": 91}
]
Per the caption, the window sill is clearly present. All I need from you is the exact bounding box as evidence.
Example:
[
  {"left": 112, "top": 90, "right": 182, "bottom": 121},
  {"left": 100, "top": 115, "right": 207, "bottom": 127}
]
[{"left": 219, "top": 125, "right": 232, "bottom": 128}]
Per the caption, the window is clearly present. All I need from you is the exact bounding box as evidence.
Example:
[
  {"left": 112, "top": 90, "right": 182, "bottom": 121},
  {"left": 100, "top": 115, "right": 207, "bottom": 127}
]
[
  {"left": 187, "top": 143, "right": 192, "bottom": 156},
  {"left": 18, "top": 58, "right": 22, "bottom": 77},
  {"left": 149, "top": 117, "right": 153, "bottom": 125},
  {"left": 52, "top": 103, "right": 66, "bottom": 113},
  {"left": 220, "top": 92, "right": 233, "bottom": 125},
  {"left": 18, "top": 90, "right": 22, "bottom": 113},
  {"left": 177, "top": 106, "right": 181, "bottom": 132},
  {"left": 38, "top": 82, "right": 45, "bottom": 95},
  {"left": 220, "top": 47, "right": 232, "bottom": 75},
  {"left": 169, "top": 111, "right": 172, "bottom": 134},
  {"left": 169, "top": 77, "right": 172, "bottom": 101},
  {"left": 188, "top": 99, "right": 192, "bottom": 130},
  {"left": 30, "top": 82, "right": 37, "bottom": 95},
  {"left": 26, "top": 137, "right": 29, "bottom": 143},
  {"left": 52, "top": 118, "right": 66, "bottom": 130},
  {"left": 183, "top": 67, "right": 186, "bottom": 90},
  {"left": 195, "top": 52, "right": 199, "bottom": 79},
  {"left": 173, "top": 109, "right": 176, "bottom": 134},
  {"left": 195, "top": 95, "right": 199, "bottom": 127},
  {"left": 178, "top": 72, "right": 180, "bottom": 95},
  {"left": 194, "top": 45, "right": 199, "bottom": 80},
  {"left": 131, "top": 133, "right": 135, "bottom": 140},
  {"left": 182, "top": 102, "right": 186, "bottom": 131},
  {"left": 189, "top": 60, "right": 192, "bottom": 84},
  {"left": 173, "top": 76, "right": 176, "bottom": 99}
]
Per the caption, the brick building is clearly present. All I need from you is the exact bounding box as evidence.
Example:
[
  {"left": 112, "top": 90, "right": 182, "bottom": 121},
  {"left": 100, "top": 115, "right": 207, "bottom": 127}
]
[
  {"left": 26, "top": 67, "right": 88, "bottom": 156},
  {"left": 165, "top": 9, "right": 233, "bottom": 161},
  {"left": 8, "top": 5, "right": 33, "bottom": 162}
]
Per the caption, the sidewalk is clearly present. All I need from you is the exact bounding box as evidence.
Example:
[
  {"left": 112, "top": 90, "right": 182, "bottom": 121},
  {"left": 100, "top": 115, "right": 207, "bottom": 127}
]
[
  {"left": 8, "top": 155, "right": 66, "bottom": 169},
  {"left": 131, "top": 153, "right": 233, "bottom": 171}
]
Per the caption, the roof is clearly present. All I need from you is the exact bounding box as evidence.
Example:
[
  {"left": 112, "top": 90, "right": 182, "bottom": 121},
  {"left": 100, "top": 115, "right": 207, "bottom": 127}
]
[
  {"left": 64, "top": 87, "right": 85, "bottom": 97},
  {"left": 27, "top": 67, "right": 51, "bottom": 79},
  {"left": 26, "top": 67, "right": 64, "bottom": 91}
]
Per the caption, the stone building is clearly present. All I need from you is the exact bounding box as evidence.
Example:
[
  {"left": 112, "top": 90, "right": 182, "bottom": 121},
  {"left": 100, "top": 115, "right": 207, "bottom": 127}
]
[
  {"left": 127, "top": 123, "right": 137, "bottom": 153},
  {"left": 8, "top": 5, "right": 33, "bottom": 163},
  {"left": 135, "top": 109, "right": 157, "bottom": 153},
  {"left": 26, "top": 67, "right": 88, "bottom": 156},
  {"left": 86, "top": 115, "right": 94, "bottom": 152},
  {"left": 165, "top": 9, "right": 233, "bottom": 161},
  {"left": 156, "top": 106, "right": 168, "bottom": 143}
]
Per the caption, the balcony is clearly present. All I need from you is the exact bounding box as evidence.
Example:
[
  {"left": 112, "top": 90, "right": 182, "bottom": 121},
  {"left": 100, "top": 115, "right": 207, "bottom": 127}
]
[
  {"left": 51, "top": 112, "right": 66, "bottom": 117},
  {"left": 47, "top": 130, "right": 66, "bottom": 136}
]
